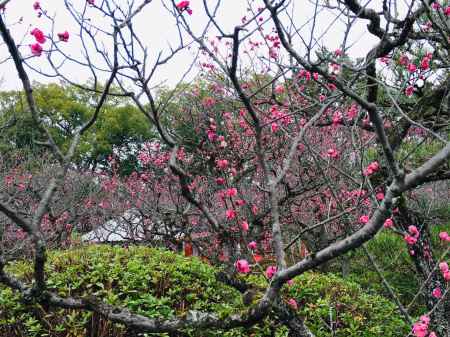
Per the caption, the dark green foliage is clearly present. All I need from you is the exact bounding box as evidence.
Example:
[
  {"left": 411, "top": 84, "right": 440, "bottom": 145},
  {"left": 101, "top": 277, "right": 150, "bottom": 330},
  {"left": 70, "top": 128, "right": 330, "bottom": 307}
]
[
  {"left": 0, "top": 245, "right": 409, "bottom": 337},
  {"left": 0, "top": 83, "right": 154, "bottom": 174},
  {"left": 246, "top": 272, "right": 410, "bottom": 337}
]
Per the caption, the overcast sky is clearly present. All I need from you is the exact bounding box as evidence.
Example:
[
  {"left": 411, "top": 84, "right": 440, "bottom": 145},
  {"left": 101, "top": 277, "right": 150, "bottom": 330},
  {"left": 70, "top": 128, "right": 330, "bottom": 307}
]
[{"left": 0, "top": 0, "right": 388, "bottom": 91}]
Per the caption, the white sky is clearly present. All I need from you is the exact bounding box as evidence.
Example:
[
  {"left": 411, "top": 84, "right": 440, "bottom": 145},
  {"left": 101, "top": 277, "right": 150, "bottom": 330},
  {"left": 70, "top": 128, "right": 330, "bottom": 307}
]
[{"left": 0, "top": 0, "right": 389, "bottom": 91}]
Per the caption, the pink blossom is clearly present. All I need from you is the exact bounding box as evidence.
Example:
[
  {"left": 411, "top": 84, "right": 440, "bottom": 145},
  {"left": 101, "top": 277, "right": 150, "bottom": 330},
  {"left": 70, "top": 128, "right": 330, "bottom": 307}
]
[
  {"left": 215, "top": 177, "right": 225, "bottom": 185},
  {"left": 334, "top": 48, "right": 343, "bottom": 56},
  {"left": 271, "top": 122, "right": 279, "bottom": 133},
  {"left": 235, "top": 259, "right": 250, "bottom": 273},
  {"left": 412, "top": 322, "right": 428, "bottom": 337},
  {"left": 332, "top": 111, "right": 343, "bottom": 125},
  {"left": 216, "top": 159, "right": 229, "bottom": 170},
  {"left": 287, "top": 279, "right": 294, "bottom": 286},
  {"left": 412, "top": 316, "right": 430, "bottom": 337},
  {"left": 251, "top": 205, "right": 258, "bottom": 215},
  {"left": 137, "top": 151, "right": 151, "bottom": 165},
  {"left": 30, "top": 28, "right": 46, "bottom": 44},
  {"left": 432, "top": 287, "right": 442, "bottom": 298},
  {"left": 369, "top": 161, "right": 380, "bottom": 171},
  {"left": 408, "top": 225, "right": 419, "bottom": 237},
  {"left": 226, "top": 188, "right": 238, "bottom": 197},
  {"left": 383, "top": 218, "right": 394, "bottom": 228},
  {"left": 176, "top": 1, "right": 191, "bottom": 14},
  {"left": 313, "top": 72, "right": 319, "bottom": 81},
  {"left": 235, "top": 199, "right": 246, "bottom": 206},
  {"left": 298, "top": 70, "right": 311, "bottom": 81},
  {"left": 419, "top": 315, "right": 430, "bottom": 325},
  {"left": 359, "top": 215, "right": 370, "bottom": 224},
  {"left": 420, "top": 57, "right": 430, "bottom": 71},
  {"left": 431, "top": 2, "right": 441, "bottom": 10},
  {"left": 4, "top": 175, "right": 13, "bottom": 186},
  {"left": 405, "top": 85, "right": 414, "bottom": 97},
  {"left": 222, "top": 111, "right": 232, "bottom": 119},
  {"left": 407, "top": 63, "right": 417, "bottom": 73},
  {"left": 248, "top": 241, "right": 257, "bottom": 250},
  {"left": 265, "top": 265, "right": 277, "bottom": 279},
  {"left": 329, "top": 63, "right": 341, "bottom": 74},
  {"left": 363, "top": 161, "right": 380, "bottom": 176},
  {"left": 226, "top": 209, "right": 236, "bottom": 220},
  {"left": 241, "top": 221, "right": 249, "bottom": 232},
  {"left": 287, "top": 298, "right": 298, "bottom": 310},
  {"left": 404, "top": 234, "right": 417, "bottom": 245},
  {"left": 253, "top": 254, "right": 262, "bottom": 263},
  {"left": 444, "top": 271, "right": 450, "bottom": 281},
  {"left": 57, "top": 31, "right": 69, "bottom": 42},
  {"left": 438, "top": 231, "right": 450, "bottom": 242},
  {"left": 347, "top": 104, "right": 358, "bottom": 120},
  {"left": 327, "top": 148, "right": 339, "bottom": 159},
  {"left": 304, "top": 71, "right": 312, "bottom": 80},
  {"left": 274, "top": 85, "right": 284, "bottom": 94},
  {"left": 376, "top": 192, "right": 384, "bottom": 201},
  {"left": 30, "top": 43, "right": 43, "bottom": 56},
  {"left": 429, "top": 332, "right": 437, "bottom": 337},
  {"left": 439, "top": 262, "right": 449, "bottom": 273},
  {"left": 445, "top": 6, "right": 450, "bottom": 16},
  {"left": 399, "top": 54, "right": 409, "bottom": 66}
]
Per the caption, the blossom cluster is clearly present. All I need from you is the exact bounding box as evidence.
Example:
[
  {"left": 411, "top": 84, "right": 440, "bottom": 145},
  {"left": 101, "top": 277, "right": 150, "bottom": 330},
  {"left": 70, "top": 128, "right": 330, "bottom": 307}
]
[{"left": 29, "top": 2, "right": 69, "bottom": 56}]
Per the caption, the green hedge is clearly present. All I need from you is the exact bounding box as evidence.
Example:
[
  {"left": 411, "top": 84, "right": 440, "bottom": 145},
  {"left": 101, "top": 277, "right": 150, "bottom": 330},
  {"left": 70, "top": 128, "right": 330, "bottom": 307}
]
[{"left": 0, "top": 245, "right": 409, "bottom": 336}]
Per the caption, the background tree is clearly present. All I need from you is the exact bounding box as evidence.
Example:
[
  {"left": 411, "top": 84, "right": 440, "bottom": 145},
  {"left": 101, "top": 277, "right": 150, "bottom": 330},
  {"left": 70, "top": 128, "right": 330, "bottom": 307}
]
[{"left": 0, "top": 82, "right": 155, "bottom": 174}]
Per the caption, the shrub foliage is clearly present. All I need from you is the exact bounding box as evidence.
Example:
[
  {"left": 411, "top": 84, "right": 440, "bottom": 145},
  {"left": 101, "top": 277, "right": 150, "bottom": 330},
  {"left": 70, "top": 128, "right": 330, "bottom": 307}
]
[{"left": 0, "top": 245, "right": 409, "bottom": 336}]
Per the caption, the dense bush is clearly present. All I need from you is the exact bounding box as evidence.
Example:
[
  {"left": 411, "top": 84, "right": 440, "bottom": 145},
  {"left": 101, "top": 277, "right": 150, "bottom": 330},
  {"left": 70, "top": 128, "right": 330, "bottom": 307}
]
[{"left": 0, "top": 245, "right": 409, "bottom": 337}]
